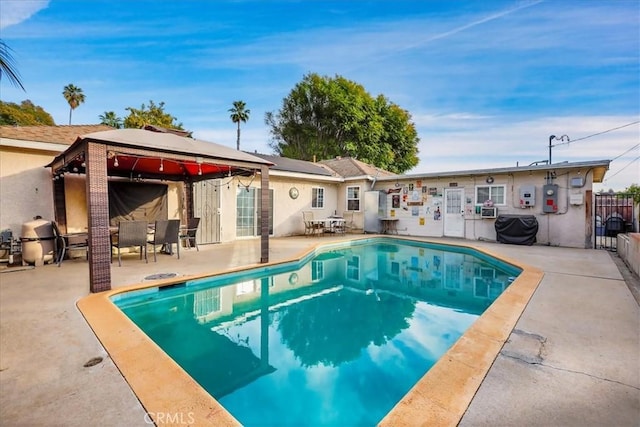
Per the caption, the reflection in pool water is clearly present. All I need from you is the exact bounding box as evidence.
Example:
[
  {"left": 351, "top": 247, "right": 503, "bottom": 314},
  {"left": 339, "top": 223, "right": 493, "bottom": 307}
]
[{"left": 115, "top": 239, "right": 520, "bottom": 426}]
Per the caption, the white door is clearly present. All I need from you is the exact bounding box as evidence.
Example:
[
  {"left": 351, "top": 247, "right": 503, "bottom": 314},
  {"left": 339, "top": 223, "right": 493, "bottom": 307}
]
[{"left": 444, "top": 188, "right": 465, "bottom": 238}]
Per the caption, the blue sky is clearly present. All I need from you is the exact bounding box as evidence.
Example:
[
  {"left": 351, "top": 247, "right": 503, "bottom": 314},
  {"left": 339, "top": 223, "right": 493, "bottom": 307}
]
[{"left": 1, "top": 0, "right": 638, "bottom": 190}]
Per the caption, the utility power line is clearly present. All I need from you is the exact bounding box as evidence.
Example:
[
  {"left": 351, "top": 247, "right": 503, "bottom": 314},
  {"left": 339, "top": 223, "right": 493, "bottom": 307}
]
[
  {"left": 603, "top": 156, "right": 640, "bottom": 182},
  {"left": 553, "top": 120, "right": 640, "bottom": 147},
  {"left": 611, "top": 143, "right": 639, "bottom": 162}
]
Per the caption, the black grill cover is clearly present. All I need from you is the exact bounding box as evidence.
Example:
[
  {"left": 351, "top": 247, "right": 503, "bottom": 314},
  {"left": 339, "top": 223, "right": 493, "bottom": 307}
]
[{"left": 494, "top": 215, "right": 539, "bottom": 245}]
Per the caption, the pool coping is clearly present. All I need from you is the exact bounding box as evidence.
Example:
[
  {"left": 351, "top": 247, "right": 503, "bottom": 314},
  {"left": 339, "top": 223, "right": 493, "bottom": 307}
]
[{"left": 76, "top": 236, "right": 544, "bottom": 426}]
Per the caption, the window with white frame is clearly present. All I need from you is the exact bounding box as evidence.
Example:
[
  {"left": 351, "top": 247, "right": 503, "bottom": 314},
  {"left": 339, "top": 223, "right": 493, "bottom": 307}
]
[
  {"left": 346, "top": 255, "right": 360, "bottom": 281},
  {"left": 312, "top": 187, "right": 325, "bottom": 209},
  {"left": 346, "top": 186, "right": 360, "bottom": 211},
  {"left": 475, "top": 185, "right": 506, "bottom": 205},
  {"left": 312, "top": 261, "right": 324, "bottom": 282}
]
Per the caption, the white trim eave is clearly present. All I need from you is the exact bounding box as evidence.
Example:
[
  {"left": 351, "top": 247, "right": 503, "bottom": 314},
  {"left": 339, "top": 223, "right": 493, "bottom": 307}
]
[
  {"left": 343, "top": 175, "right": 375, "bottom": 182},
  {"left": 376, "top": 160, "right": 611, "bottom": 182},
  {"left": 0, "top": 137, "right": 69, "bottom": 154},
  {"left": 265, "top": 170, "right": 344, "bottom": 182}
]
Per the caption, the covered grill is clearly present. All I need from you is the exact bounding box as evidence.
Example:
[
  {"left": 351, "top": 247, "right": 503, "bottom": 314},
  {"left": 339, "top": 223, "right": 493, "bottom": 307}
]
[{"left": 494, "top": 215, "right": 539, "bottom": 246}]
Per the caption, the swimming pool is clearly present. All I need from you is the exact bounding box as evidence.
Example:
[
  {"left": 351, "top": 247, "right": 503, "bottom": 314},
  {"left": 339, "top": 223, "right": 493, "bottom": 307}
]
[{"left": 111, "top": 238, "right": 522, "bottom": 426}]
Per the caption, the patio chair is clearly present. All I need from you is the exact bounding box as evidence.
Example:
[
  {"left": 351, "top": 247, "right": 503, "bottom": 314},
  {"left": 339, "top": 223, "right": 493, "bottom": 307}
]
[
  {"left": 179, "top": 217, "right": 200, "bottom": 251},
  {"left": 111, "top": 220, "right": 148, "bottom": 266},
  {"left": 50, "top": 221, "right": 67, "bottom": 267},
  {"left": 342, "top": 211, "right": 355, "bottom": 234},
  {"left": 51, "top": 221, "right": 89, "bottom": 267},
  {"left": 302, "top": 211, "right": 324, "bottom": 236},
  {"left": 148, "top": 219, "right": 180, "bottom": 262}
]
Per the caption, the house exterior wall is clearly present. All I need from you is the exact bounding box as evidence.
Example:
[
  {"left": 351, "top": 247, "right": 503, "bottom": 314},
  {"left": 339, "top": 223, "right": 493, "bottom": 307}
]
[
  {"left": 0, "top": 146, "right": 56, "bottom": 234},
  {"left": 374, "top": 167, "right": 596, "bottom": 248},
  {"left": 230, "top": 176, "right": 341, "bottom": 240},
  {"left": 0, "top": 132, "right": 603, "bottom": 251},
  {"left": 336, "top": 178, "right": 372, "bottom": 231}
]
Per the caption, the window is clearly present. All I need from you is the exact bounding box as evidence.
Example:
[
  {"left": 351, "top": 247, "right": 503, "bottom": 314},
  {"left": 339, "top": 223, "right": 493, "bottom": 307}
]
[
  {"left": 346, "top": 186, "right": 360, "bottom": 211},
  {"left": 236, "top": 280, "right": 258, "bottom": 295},
  {"left": 312, "top": 261, "right": 324, "bottom": 282},
  {"left": 475, "top": 185, "right": 506, "bottom": 205},
  {"left": 236, "top": 188, "right": 274, "bottom": 237},
  {"left": 346, "top": 255, "right": 360, "bottom": 281},
  {"left": 312, "top": 187, "right": 325, "bottom": 209}
]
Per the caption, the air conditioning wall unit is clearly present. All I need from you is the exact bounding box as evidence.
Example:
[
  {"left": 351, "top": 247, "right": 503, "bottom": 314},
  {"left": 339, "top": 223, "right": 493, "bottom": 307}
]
[{"left": 480, "top": 207, "right": 498, "bottom": 219}]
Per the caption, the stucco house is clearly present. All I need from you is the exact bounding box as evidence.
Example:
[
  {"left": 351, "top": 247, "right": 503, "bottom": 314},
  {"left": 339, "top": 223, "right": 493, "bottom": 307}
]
[
  {"left": 1, "top": 125, "right": 610, "bottom": 255},
  {"left": 0, "top": 125, "right": 113, "bottom": 234}
]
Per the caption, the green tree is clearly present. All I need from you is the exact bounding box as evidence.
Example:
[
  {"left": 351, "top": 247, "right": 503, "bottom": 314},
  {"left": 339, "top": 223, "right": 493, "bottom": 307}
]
[
  {"left": 277, "top": 288, "right": 415, "bottom": 367},
  {"left": 99, "top": 111, "right": 123, "bottom": 128},
  {"left": 123, "top": 100, "right": 184, "bottom": 130},
  {"left": 229, "top": 100, "right": 250, "bottom": 151},
  {"left": 265, "top": 73, "right": 419, "bottom": 173},
  {"left": 62, "top": 83, "right": 85, "bottom": 125},
  {"left": 0, "top": 40, "right": 25, "bottom": 91},
  {"left": 623, "top": 183, "right": 640, "bottom": 204},
  {"left": 0, "top": 100, "right": 55, "bottom": 125}
]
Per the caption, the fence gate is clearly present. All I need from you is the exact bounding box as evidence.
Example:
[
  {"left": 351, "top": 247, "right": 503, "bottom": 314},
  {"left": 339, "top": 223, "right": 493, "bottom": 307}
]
[{"left": 594, "top": 192, "right": 636, "bottom": 251}]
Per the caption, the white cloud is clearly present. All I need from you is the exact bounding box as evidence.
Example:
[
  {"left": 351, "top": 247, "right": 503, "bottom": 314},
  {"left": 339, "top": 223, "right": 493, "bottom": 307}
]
[{"left": 0, "top": 0, "right": 49, "bottom": 30}]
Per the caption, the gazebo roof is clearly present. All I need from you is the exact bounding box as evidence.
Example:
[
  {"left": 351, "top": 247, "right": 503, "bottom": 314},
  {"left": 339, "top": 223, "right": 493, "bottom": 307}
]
[{"left": 47, "top": 127, "right": 273, "bottom": 181}]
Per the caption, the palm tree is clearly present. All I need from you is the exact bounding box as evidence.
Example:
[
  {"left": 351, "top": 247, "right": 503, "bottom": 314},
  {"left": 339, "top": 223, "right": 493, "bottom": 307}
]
[
  {"left": 229, "top": 100, "right": 250, "bottom": 151},
  {"left": 0, "top": 39, "right": 25, "bottom": 91},
  {"left": 63, "top": 83, "right": 85, "bottom": 125},
  {"left": 99, "top": 111, "right": 123, "bottom": 128}
]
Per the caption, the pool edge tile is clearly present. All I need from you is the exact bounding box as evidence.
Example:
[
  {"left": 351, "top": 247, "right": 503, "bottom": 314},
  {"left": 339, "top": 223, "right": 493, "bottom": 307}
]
[{"left": 77, "top": 292, "right": 242, "bottom": 426}]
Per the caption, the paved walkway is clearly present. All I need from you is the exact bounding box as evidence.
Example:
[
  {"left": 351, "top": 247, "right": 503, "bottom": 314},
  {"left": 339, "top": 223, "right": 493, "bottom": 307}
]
[{"left": 0, "top": 237, "right": 638, "bottom": 426}]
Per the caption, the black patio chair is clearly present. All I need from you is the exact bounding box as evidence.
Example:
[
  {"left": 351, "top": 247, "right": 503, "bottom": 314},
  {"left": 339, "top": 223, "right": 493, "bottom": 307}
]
[
  {"left": 111, "top": 220, "right": 148, "bottom": 266},
  {"left": 148, "top": 219, "right": 180, "bottom": 262},
  {"left": 179, "top": 217, "right": 200, "bottom": 251},
  {"left": 50, "top": 221, "right": 66, "bottom": 267}
]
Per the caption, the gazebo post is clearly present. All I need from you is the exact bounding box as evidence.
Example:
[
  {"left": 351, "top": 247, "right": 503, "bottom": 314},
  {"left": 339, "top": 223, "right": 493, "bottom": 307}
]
[
  {"left": 260, "top": 165, "right": 270, "bottom": 263},
  {"left": 184, "top": 179, "right": 194, "bottom": 220},
  {"left": 85, "top": 142, "right": 112, "bottom": 292},
  {"left": 52, "top": 176, "right": 68, "bottom": 234}
]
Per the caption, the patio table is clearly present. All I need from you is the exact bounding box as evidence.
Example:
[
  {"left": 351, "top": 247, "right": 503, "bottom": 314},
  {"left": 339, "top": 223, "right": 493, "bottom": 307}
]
[{"left": 310, "top": 217, "right": 346, "bottom": 235}]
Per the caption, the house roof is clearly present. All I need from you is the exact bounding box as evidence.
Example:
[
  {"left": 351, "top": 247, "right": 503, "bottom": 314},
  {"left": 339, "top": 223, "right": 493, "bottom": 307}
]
[
  {"left": 0, "top": 124, "right": 114, "bottom": 144},
  {"left": 249, "top": 153, "right": 334, "bottom": 176},
  {"left": 319, "top": 156, "right": 396, "bottom": 178},
  {"left": 377, "top": 159, "right": 611, "bottom": 183}
]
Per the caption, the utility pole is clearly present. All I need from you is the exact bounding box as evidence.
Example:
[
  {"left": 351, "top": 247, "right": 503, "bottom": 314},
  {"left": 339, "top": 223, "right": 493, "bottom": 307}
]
[{"left": 548, "top": 134, "right": 570, "bottom": 164}]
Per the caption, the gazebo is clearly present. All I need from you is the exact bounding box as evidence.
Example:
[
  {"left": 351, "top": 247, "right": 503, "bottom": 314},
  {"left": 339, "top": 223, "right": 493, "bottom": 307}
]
[{"left": 46, "top": 126, "right": 273, "bottom": 292}]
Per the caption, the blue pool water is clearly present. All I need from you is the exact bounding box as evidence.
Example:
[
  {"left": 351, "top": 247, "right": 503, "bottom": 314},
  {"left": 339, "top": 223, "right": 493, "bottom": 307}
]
[{"left": 113, "top": 238, "right": 520, "bottom": 426}]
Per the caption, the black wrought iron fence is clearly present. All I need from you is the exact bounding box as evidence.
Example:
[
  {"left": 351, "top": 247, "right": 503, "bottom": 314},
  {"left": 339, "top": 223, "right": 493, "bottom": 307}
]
[{"left": 594, "top": 193, "right": 637, "bottom": 251}]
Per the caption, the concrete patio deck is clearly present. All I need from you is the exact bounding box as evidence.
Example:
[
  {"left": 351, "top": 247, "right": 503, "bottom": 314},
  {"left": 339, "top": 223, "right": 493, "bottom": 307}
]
[{"left": 1, "top": 236, "right": 638, "bottom": 426}]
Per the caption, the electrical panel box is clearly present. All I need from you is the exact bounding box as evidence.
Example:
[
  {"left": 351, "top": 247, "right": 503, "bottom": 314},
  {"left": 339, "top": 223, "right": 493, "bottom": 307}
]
[
  {"left": 570, "top": 192, "right": 584, "bottom": 205},
  {"left": 570, "top": 177, "right": 584, "bottom": 188},
  {"left": 519, "top": 185, "right": 536, "bottom": 208},
  {"left": 542, "top": 184, "right": 559, "bottom": 213}
]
